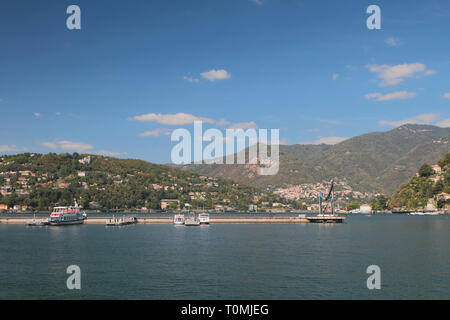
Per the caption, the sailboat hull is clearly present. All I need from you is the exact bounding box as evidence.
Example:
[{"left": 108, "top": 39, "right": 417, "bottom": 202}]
[{"left": 306, "top": 216, "right": 346, "bottom": 223}]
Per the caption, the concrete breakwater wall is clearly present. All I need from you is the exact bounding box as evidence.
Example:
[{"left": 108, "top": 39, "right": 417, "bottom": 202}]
[{"left": 0, "top": 217, "right": 310, "bottom": 224}]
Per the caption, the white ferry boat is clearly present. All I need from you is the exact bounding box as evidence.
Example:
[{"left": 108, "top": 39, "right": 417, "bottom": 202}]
[
  {"left": 198, "top": 213, "right": 210, "bottom": 224},
  {"left": 173, "top": 214, "right": 185, "bottom": 225},
  {"left": 49, "top": 200, "right": 87, "bottom": 226}
]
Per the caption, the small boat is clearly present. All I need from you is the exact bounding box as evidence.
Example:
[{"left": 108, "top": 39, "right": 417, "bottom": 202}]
[
  {"left": 49, "top": 199, "right": 87, "bottom": 226},
  {"left": 173, "top": 214, "right": 185, "bottom": 225},
  {"left": 410, "top": 211, "right": 425, "bottom": 216},
  {"left": 184, "top": 213, "right": 200, "bottom": 226},
  {"left": 423, "top": 211, "right": 439, "bottom": 216},
  {"left": 106, "top": 215, "right": 137, "bottom": 226},
  {"left": 27, "top": 214, "right": 50, "bottom": 226},
  {"left": 198, "top": 213, "right": 210, "bottom": 225}
]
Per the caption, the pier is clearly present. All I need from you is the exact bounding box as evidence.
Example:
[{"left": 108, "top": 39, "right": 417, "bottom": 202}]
[{"left": 0, "top": 216, "right": 311, "bottom": 225}]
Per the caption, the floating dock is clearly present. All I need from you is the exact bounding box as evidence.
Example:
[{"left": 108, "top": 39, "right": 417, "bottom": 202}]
[
  {"left": 27, "top": 218, "right": 50, "bottom": 226},
  {"left": 106, "top": 216, "right": 138, "bottom": 226},
  {"left": 1, "top": 216, "right": 311, "bottom": 225}
]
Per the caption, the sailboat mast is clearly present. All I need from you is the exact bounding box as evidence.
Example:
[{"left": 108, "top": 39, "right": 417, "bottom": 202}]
[
  {"left": 319, "top": 194, "right": 322, "bottom": 216},
  {"left": 331, "top": 189, "right": 335, "bottom": 216}
]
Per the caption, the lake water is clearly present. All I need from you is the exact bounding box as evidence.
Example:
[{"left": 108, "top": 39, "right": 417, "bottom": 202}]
[{"left": 0, "top": 215, "right": 449, "bottom": 299}]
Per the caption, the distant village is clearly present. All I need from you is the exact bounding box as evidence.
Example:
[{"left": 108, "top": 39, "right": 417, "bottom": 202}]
[{"left": 272, "top": 178, "right": 381, "bottom": 212}]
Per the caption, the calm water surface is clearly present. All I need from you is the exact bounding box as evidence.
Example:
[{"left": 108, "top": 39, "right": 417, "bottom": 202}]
[{"left": 0, "top": 215, "right": 449, "bottom": 299}]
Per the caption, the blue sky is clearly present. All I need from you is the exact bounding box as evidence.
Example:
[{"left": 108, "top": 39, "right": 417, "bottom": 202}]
[{"left": 1, "top": 0, "right": 449, "bottom": 163}]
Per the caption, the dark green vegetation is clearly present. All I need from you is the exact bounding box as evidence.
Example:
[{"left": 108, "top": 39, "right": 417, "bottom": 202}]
[
  {"left": 389, "top": 153, "right": 450, "bottom": 210},
  {"left": 0, "top": 153, "right": 290, "bottom": 211},
  {"left": 184, "top": 124, "right": 450, "bottom": 195}
]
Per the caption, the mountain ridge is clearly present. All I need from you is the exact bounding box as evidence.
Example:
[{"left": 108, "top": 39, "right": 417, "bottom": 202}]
[{"left": 182, "top": 124, "right": 450, "bottom": 195}]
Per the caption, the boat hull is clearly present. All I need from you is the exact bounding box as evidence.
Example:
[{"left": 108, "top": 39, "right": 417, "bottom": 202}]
[
  {"left": 306, "top": 216, "right": 345, "bottom": 223},
  {"left": 50, "top": 219, "right": 85, "bottom": 226},
  {"left": 184, "top": 220, "right": 200, "bottom": 226}
]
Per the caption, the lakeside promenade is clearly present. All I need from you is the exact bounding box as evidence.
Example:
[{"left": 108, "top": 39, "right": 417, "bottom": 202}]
[{"left": 0, "top": 216, "right": 310, "bottom": 224}]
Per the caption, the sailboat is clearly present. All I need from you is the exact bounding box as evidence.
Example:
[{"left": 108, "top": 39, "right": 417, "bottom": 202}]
[{"left": 306, "top": 180, "right": 346, "bottom": 223}]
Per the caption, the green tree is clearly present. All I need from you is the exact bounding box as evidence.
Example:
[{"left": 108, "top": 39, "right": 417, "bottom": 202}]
[
  {"left": 371, "top": 195, "right": 388, "bottom": 211},
  {"left": 418, "top": 164, "right": 433, "bottom": 178},
  {"left": 347, "top": 202, "right": 359, "bottom": 210}
]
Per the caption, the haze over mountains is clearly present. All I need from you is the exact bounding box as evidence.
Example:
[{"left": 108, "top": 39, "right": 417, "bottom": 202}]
[{"left": 183, "top": 124, "right": 450, "bottom": 195}]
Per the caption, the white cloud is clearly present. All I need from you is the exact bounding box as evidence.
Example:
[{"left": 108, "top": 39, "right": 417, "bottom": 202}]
[
  {"left": 38, "top": 140, "right": 94, "bottom": 152},
  {"left": 378, "top": 113, "right": 442, "bottom": 127},
  {"left": 0, "top": 145, "right": 25, "bottom": 153},
  {"left": 300, "top": 136, "right": 348, "bottom": 145},
  {"left": 200, "top": 69, "right": 231, "bottom": 82},
  {"left": 183, "top": 76, "right": 200, "bottom": 83},
  {"left": 436, "top": 119, "right": 450, "bottom": 128},
  {"left": 139, "top": 128, "right": 173, "bottom": 137},
  {"left": 216, "top": 118, "right": 230, "bottom": 126},
  {"left": 33, "top": 112, "right": 41, "bottom": 117},
  {"left": 442, "top": 92, "right": 450, "bottom": 99},
  {"left": 367, "top": 63, "right": 433, "bottom": 86},
  {"left": 365, "top": 91, "right": 417, "bottom": 101},
  {"left": 38, "top": 141, "right": 125, "bottom": 156},
  {"left": 332, "top": 73, "right": 339, "bottom": 80},
  {"left": 385, "top": 37, "right": 402, "bottom": 47},
  {"left": 251, "top": 0, "right": 262, "bottom": 4},
  {"left": 227, "top": 121, "right": 258, "bottom": 130},
  {"left": 93, "top": 150, "right": 127, "bottom": 157},
  {"left": 39, "top": 141, "right": 58, "bottom": 149},
  {"left": 129, "top": 112, "right": 216, "bottom": 125}
]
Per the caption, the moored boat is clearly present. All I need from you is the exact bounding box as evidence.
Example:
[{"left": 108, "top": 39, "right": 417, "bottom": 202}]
[
  {"left": 184, "top": 213, "right": 200, "bottom": 226},
  {"left": 49, "top": 200, "right": 87, "bottom": 226},
  {"left": 173, "top": 214, "right": 185, "bottom": 225},
  {"left": 306, "top": 180, "right": 346, "bottom": 224},
  {"left": 198, "top": 213, "right": 210, "bottom": 225}
]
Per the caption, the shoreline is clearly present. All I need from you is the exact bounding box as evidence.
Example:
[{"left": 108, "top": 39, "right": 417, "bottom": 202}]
[{"left": 0, "top": 217, "right": 311, "bottom": 224}]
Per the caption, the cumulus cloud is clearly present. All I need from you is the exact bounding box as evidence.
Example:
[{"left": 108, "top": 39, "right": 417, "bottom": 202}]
[
  {"left": 442, "top": 92, "right": 450, "bottom": 99},
  {"left": 200, "top": 69, "right": 231, "bottom": 81},
  {"left": 366, "top": 63, "right": 433, "bottom": 86},
  {"left": 227, "top": 121, "right": 258, "bottom": 130},
  {"left": 38, "top": 140, "right": 94, "bottom": 152},
  {"left": 0, "top": 145, "right": 25, "bottom": 153},
  {"left": 385, "top": 37, "right": 402, "bottom": 47},
  {"left": 93, "top": 150, "right": 127, "bottom": 157},
  {"left": 139, "top": 128, "right": 173, "bottom": 137},
  {"left": 299, "top": 136, "right": 348, "bottom": 145},
  {"left": 129, "top": 112, "right": 216, "bottom": 125},
  {"left": 216, "top": 118, "right": 231, "bottom": 126},
  {"left": 365, "top": 91, "right": 417, "bottom": 101},
  {"left": 378, "top": 113, "right": 448, "bottom": 127},
  {"left": 183, "top": 76, "right": 199, "bottom": 83},
  {"left": 37, "top": 140, "right": 125, "bottom": 156},
  {"left": 436, "top": 119, "right": 450, "bottom": 128}
]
